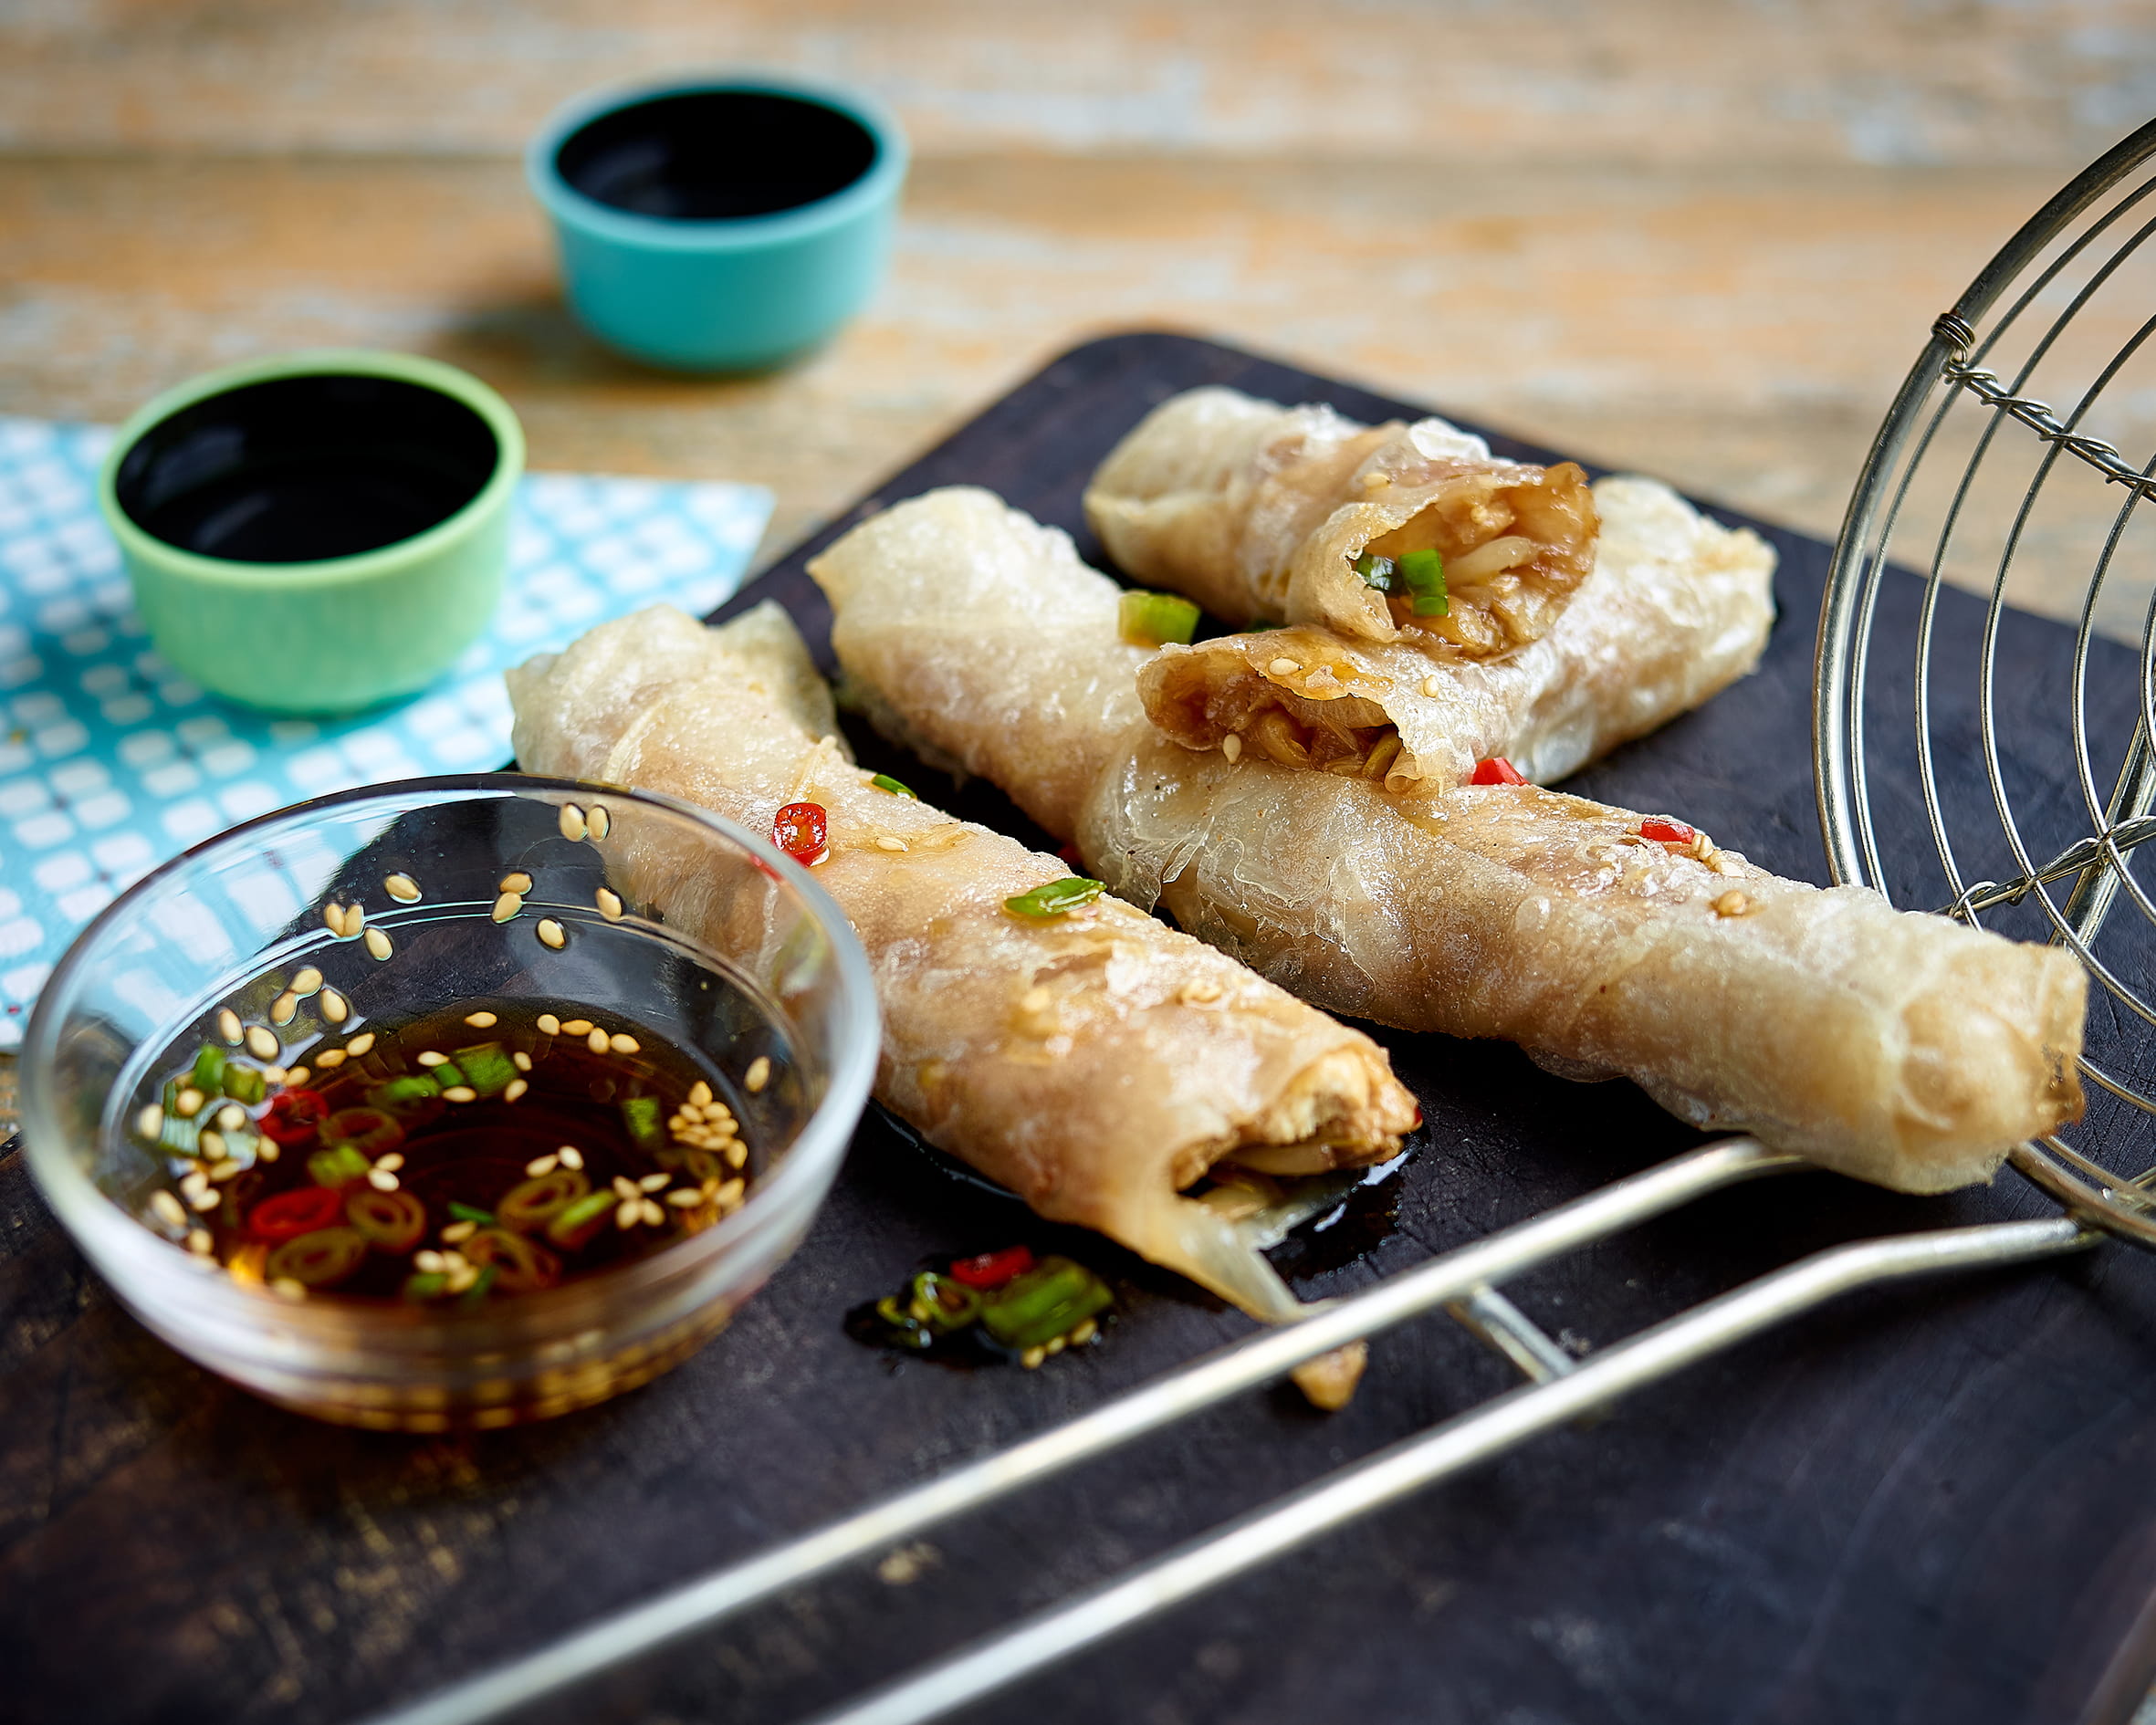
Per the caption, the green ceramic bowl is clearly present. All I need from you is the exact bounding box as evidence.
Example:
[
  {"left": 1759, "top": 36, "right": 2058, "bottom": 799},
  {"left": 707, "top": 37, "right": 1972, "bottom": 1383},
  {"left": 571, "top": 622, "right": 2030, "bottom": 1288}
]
[{"left": 98, "top": 350, "right": 525, "bottom": 716}]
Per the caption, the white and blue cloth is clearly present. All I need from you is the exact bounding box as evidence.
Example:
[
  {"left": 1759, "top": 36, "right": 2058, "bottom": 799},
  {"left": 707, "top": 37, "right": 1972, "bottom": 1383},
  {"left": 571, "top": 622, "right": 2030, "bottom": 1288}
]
[{"left": 0, "top": 416, "right": 771, "bottom": 1044}]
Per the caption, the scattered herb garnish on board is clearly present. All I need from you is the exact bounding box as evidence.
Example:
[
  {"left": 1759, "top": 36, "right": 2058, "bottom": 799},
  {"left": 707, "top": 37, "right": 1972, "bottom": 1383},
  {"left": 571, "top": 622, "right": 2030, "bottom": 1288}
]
[{"left": 846, "top": 1245, "right": 1115, "bottom": 1369}]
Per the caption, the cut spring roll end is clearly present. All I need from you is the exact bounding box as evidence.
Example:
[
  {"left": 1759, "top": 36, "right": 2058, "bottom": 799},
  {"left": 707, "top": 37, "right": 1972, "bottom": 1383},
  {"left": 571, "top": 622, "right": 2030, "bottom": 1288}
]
[{"left": 507, "top": 600, "right": 1419, "bottom": 1324}]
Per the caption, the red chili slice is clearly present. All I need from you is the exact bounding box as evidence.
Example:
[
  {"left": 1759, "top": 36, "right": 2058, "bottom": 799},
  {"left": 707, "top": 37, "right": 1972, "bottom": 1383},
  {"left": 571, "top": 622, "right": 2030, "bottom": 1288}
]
[
  {"left": 1470, "top": 758, "right": 1527, "bottom": 786},
  {"left": 950, "top": 1245, "right": 1035, "bottom": 1289},
  {"left": 250, "top": 1185, "right": 349, "bottom": 1242},
  {"left": 1639, "top": 817, "right": 1698, "bottom": 845},
  {"left": 260, "top": 1087, "right": 330, "bottom": 1146},
  {"left": 773, "top": 801, "right": 828, "bottom": 864}
]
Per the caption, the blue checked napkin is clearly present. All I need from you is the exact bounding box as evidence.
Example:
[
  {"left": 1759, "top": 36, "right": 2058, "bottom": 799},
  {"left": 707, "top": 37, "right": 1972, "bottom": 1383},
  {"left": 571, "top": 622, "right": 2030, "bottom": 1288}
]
[{"left": 0, "top": 416, "right": 771, "bottom": 1045}]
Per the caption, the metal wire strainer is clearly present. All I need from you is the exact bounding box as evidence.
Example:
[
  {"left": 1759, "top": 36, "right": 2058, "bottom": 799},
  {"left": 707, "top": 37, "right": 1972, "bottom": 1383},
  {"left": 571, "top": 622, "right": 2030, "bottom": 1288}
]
[{"left": 1816, "top": 114, "right": 2156, "bottom": 1246}]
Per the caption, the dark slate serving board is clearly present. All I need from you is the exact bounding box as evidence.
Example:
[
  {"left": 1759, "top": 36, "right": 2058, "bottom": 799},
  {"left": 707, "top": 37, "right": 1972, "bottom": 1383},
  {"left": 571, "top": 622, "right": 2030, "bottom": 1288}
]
[{"left": 6, "top": 331, "right": 2156, "bottom": 1725}]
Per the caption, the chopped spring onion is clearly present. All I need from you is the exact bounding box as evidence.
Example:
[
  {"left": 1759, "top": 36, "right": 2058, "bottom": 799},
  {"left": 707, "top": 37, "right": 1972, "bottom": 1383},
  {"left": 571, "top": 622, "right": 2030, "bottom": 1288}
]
[
  {"left": 1117, "top": 590, "right": 1201, "bottom": 648},
  {"left": 870, "top": 773, "right": 917, "bottom": 799},
  {"left": 450, "top": 1042, "right": 518, "bottom": 1098},
  {"left": 265, "top": 1226, "right": 368, "bottom": 1289},
  {"left": 979, "top": 1255, "right": 1115, "bottom": 1351},
  {"left": 1353, "top": 552, "right": 1397, "bottom": 593},
  {"left": 620, "top": 1093, "right": 664, "bottom": 1152},
  {"left": 1398, "top": 548, "right": 1448, "bottom": 616},
  {"left": 545, "top": 1188, "right": 617, "bottom": 1249},
  {"left": 446, "top": 1201, "right": 496, "bottom": 1226},
  {"left": 306, "top": 1143, "right": 373, "bottom": 1189},
  {"left": 191, "top": 1044, "right": 227, "bottom": 1095},
  {"left": 222, "top": 1064, "right": 267, "bottom": 1104},
  {"left": 1003, "top": 876, "right": 1105, "bottom": 920}
]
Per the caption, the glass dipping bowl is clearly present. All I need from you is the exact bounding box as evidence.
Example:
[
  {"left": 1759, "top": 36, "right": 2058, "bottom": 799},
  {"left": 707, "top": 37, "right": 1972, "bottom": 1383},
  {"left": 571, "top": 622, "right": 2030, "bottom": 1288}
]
[{"left": 21, "top": 775, "right": 879, "bottom": 1430}]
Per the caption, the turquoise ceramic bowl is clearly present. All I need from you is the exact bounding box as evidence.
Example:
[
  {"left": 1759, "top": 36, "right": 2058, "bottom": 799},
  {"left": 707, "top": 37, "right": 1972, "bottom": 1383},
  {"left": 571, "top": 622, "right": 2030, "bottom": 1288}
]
[
  {"left": 98, "top": 350, "right": 524, "bottom": 716},
  {"left": 528, "top": 73, "right": 908, "bottom": 371}
]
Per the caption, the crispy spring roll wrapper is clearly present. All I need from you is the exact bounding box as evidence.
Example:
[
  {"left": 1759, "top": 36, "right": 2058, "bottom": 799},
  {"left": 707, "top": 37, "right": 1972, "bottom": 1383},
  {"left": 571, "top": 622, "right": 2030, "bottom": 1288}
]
[
  {"left": 1139, "top": 475, "right": 1777, "bottom": 791},
  {"left": 1083, "top": 385, "right": 1598, "bottom": 653},
  {"left": 506, "top": 601, "right": 1418, "bottom": 1321},
  {"left": 812, "top": 492, "right": 2087, "bottom": 1193}
]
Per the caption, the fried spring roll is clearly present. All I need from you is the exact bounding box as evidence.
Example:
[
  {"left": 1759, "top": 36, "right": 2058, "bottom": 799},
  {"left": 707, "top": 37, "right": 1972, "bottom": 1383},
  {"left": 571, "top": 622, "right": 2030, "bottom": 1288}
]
[
  {"left": 1138, "top": 475, "right": 1776, "bottom": 791},
  {"left": 810, "top": 489, "right": 2087, "bottom": 1193},
  {"left": 506, "top": 601, "right": 1418, "bottom": 1320},
  {"left": 1083, "top": 385, "right": 1599, "bottom": 653}
]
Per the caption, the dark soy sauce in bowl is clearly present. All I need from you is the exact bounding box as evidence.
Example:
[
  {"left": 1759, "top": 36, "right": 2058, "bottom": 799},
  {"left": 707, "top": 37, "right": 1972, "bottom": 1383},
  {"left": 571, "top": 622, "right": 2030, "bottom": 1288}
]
[
  {"left": 113, "top": 372, "right": 500, "bottom": 564},
  {"left": 555, "top": 89, "right": 880, "bottom": 221}
]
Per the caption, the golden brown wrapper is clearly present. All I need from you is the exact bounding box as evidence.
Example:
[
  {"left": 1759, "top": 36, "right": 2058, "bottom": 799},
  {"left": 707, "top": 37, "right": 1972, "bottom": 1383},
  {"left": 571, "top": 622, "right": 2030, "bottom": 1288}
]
[
  {"left": 1138, "top": 475, "right": 1777, "bottom": 789},
  {"left": 1083, "top": 384, "right": 1597, "bottom": 653},
  {"left": 812, "top": 489, "right": 2086, "bottom": 1194},
  {"left": 505, "top": 601, "right": 1418, "bottom": 1319}
]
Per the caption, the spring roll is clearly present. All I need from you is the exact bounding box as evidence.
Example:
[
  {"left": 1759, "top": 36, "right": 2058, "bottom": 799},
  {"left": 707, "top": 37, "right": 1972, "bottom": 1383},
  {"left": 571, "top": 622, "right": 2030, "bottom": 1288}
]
[
  {"left": 810, "top": 488, "right": 2087, "bottom": 1194},
  {"left": 506, "top": 601, "right": 1418, "bottom": 1321},
  {"left": 1138, "top": 475, "right": 1776, "bottom": 791},
  {"left": 1084, "top": 385, "right": 1599, "bottom": 653}
]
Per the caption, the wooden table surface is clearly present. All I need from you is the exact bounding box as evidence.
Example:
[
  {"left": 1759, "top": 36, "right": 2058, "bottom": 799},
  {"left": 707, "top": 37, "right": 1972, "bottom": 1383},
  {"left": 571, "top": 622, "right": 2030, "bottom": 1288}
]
[{"left": 4, "top": 5, "right": 2155, "bottom": 1721}]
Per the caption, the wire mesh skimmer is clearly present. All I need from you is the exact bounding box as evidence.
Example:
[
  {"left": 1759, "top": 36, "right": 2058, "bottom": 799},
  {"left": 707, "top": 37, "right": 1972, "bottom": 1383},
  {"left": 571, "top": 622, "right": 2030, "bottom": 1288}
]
[{"left": 361, "top": 121, "right": 2156, "bottom": 1725}]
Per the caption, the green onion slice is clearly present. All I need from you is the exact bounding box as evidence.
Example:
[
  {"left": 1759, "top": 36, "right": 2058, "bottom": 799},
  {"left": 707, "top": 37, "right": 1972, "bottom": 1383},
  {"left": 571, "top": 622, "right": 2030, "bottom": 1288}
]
[
  {"left": 446, "top": 1201, "right": 496, "bottom": 1226},
  {"left": 1353, "top": 552, "right": 1397, "bottom": 593},
  {"left": 979, "top": 1255, "right": 1115, "bottom": 1350},
  {"left": 1003, "top": 876, "right": 1105, "bottom": 920},
  {"left": 450, "top": 1042, "right": 518, "bottom": 1097},
  {"left": 1117, "top": 590, "right": 1201, "bottom": 648},
  {"left": 191, "top": 1045, "right": 227, "bottom": 1095},
  {"left": 1397, "top": 547, "right": 1448, "bottom": 616},
  {"left": 870, "top": 773, "right": 917, "bottom": 800},
  {"left": 620, "top": 1093, "right": 665, "bottom": 1152},
  {"left": 545, "top": 1188, "right": 617, "bottom": 1250},
  {"left": 345, "top": 1188, "right": 427, "bottom": 1253},
  {"left": 306, "top": 1143, "right": 374, "bottom": 1189},
  {"left": 464, "top": 1228, "right": 560, "bottom": 1294},
  {"left": 497, "top": 1168, "right": 590, "bottom": 1232},
  {"left": 266, "top": 1226, "right": 368, "bottom": 1289}
]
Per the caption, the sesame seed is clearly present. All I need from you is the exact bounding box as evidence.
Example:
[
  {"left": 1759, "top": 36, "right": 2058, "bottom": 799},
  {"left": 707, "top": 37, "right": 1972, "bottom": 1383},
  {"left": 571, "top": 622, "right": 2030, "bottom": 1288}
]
[
  {"left": 441, "top": 1086, "right": 477, "bottom": 1103},
  {"left": 537, "top": 918, "right": 567, "bottom": 950},
  {"left": 384, "top": 873, "right": 422, "bottom": 903},
  {"left": 363, "top": 927, "right": 392, "bottom": 961},
  {"left": 1181, "top": 980, "right": 1224, "bottom": 1005},
  {"left": 180, "top": 1167, "right": 209, "bottom": 1194},
  {"left": 217, "top": 1103, "right": 246, "bottom": 1131},
  {"left": 270, "top": 991, "right": 298, "bottom": 1026},
  {"left": 595, "top": 887, "right": 624, "bottom": 921},
  {"left": 374, "top": 1152, "right": 403, "bottom": 1172},
  {"left": 1044, "top": 1334, "right": 1066, "bottom": 1356},
  {"left": 560, "top": 1018, "right": 592, "bottom": 1037},
  {"left": 136, "top": 1103, "right": 164, "bottom": 1140},
  {"left": 725, "top": 1141, "right": 748, "bottom": 1170},
  {"left": 616, "top": 1200, "right": 640, "bottom": 1230},
  {"left": 217, "top": 1008, "right": 243, "bottom": 1045},
  {"left": 1221, "top": 733, "right": 1243, "bottom": 763},
  {"left": 1423, "top": 674, "right": 1443, "bottom": 697},
  {"left": 505, "top": 1078, "right": 529, "bottom": 1103},
  {"left": 264, "top": 1066, "right": 287, "bottom": 1086},
  {"left": 1361, "top": 470, "right": 1391, "bottom": 489},
  {"left": 417, "top": 1051, "right": 447, "bottom": 1067},
  {"left": 499, "top": 872, "right": 533, "bottom": 895},
  {"left": 176, "top": 1087, "right": 204, "bottom": 1117},
  {"left": 586, "top": 1027, "right": 608, "bottom": 1054},
  {"left": 322, "top": 904, "right": 346, "bottom": 937},
  {"left": 440, "top": 1220, "right": 476, "bottom": 1244},
  {"left": 320, "top": 988, "right": 349, "bottom": 1024},
  {"left": 271, "top": 1278, "right": 308, "bottom": 1302},
  {"left": 612, "top": 1176, "right": 639, "bottom": 1200},
  {"left": 639, "top": 1198, "right": 664, "bottom": 1227},
  {"left": 491, "top": 891, "right": 523, "bottom": 923},
  {"left": 414, "top": 1251, "right": 445, "bottom": 1273},
  {"left": 188, "top": 1187, "right": 221, "bottom": 1212},
  {"left": 525, "top": 1154, "right": 560, "bottom": 1178},
  {"left": 283, "top": 1066, "right": 310, "bottom": 1088},
  {"left": 367, "top": 1168, "right": 399, "bottom": 1191},
  {"left": 744, "top": 1058, "right": 769, "bottom": 1094},
  {"left": 537, "top": 1013, "right": 561, "bottom": 1036},
  {"left": 688, "top": 1080, "right": 714, "bottom": 1107},
  {"left": 560, "top": 803, "right": 588, "bottom": 842},
  {"left": 1713, "top": 889, "right": 1753, "bottom": 917},
  {"left": 186, "top": 1228, "right": 214, "bottom": 1256},
  {"left": 716, "top": 1178, "right": 745, "bottom": 1208},
  {"left": 292, "top": 967, "right": 323, "bottom": 994},
  {"left": 512, "top": 1051, "right": 531, "bottom": 1071},
  {"left": 345, "top": 1031, "right": 375, "bottom": 1057},
  {"left": 445, "top": 1266, "right": 479, "bottom": 1294},
  {"left": 315, "top": 1049, "right": 347, "bottom": 1070},
  {"left": 874, "top": 835, "right": 908, "bottom": 852},
  {"left": 246, "top": 1025, "right": 278, "bottom": 1061},
  {"left": 666, "top": 1187, "right": 704, "bottom": 1208},
  {"left": 257, "top": 1140, "right": 279, "bottom": 1163},
  {"left": 198, "top": 1130, "right": 227, "bottom": 1160},
  {"left": 1020, "top": 1346, "right": 1046, "bottom": 1370},
  {"left": 1070, "top": 1318, "right": 1098, "bottom": 1345},
  {"left": 677, "top": 1103, "right": 702, "bottom": 1124},
  {"left": 558, "top": 1145, "right": 583, "bottom": 1171},
  {"left": 210, "top": 1158, "right": 246, "bottom": 1183},
  {"left": 589, "top": 805, "right": 612, "bottom": 841},
  {"left": 465, "top": 1010, "right": 497, "bottom": 1029},
  {"left": 1020, "top": 986, "right": 1052, "bottom": 1013},
  {"left": 637, "top": 1172, "right": 669, "bottom": 1192},
  {"left": 150, "top": 1190, "right": 187, "bottom": 1228},
  {"left": 610, "top": 1032, "right": 639, "bottom": 1054},
  {"left": 1268, "top": 656, "right": 1302, "bottom": 678}
]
